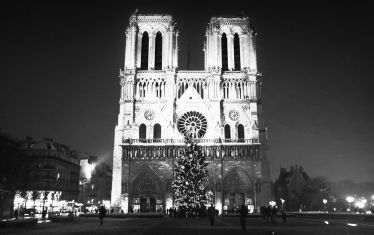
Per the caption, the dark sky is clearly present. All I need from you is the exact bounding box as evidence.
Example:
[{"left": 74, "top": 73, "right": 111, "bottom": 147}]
[{"left": 1, "top": 0, "right": 373, "bottom": 182}]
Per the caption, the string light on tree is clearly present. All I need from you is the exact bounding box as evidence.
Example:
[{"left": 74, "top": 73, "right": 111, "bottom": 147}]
[{"left": 172, "top": 136, "right": 209, "bottom": 213}]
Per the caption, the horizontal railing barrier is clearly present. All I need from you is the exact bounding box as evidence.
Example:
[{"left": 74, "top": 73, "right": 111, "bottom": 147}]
[{"left": 122, "top": 138, "right": 260, "bottom": 145}]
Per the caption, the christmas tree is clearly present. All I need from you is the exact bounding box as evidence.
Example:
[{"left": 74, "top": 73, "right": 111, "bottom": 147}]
[{"left": 172, "top": 137, "right": 209, "bottom": 212}]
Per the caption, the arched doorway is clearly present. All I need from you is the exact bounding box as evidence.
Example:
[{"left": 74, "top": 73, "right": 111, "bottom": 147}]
[
  {"left": 223, "top": 167, "right": 253, "bottom": 212},
  {"left": 131, "top": 169, "right": 163, "bottom": 213}
]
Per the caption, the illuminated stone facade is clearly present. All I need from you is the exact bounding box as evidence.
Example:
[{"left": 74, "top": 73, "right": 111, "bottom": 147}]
[{"left": 111, "top": 13, "right": 271, "bottom": 213}]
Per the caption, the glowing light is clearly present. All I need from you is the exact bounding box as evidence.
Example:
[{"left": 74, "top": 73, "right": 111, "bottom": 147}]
[
  {"left": 346, "top": 196, "right": 355, "bottom": 203},
  {"left": 323, "top": 199, "right": 327, "bottom": 204},
  {"left": 166, "top": 197, "right": 173, "bottom": 211},
  {"left": 354, "top": 198, "right": 367, "bottom": 209},
  {"left": 324, "top": 221, "right": 329, "bottom": 224},
  {"left": 85, "top": 163, "right": 95, "bottom": 180},
  {"left": 347, "top": 223, "right": 357, "bottom": 227},
  {"left": 37, "top": 220, "right": 51, "bottom": 223}
]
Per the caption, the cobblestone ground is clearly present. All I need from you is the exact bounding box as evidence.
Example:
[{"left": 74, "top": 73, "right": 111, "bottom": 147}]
[{"left": 1, "top": 216, "right": 373, "bottom": 235}]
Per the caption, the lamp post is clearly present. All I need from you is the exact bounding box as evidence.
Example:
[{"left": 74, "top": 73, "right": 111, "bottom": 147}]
[
  {"left": 322, "top": 199, "right": 327, "bottom": 212},
  {"left": 280, "top": 198, "right": 285, "bottom": 208},
  {"left": 346, "top": 196, "right": 354, "bottom": 213}
]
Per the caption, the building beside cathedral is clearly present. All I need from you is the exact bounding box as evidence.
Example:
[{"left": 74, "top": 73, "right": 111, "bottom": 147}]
[{"left": 111, "top": 13, "right": 272, "bottom": 213}]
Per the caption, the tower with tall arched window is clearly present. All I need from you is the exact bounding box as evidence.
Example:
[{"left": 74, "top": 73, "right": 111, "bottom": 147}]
[{"left": 112, "top": 13, "right": 271, "bottom": 215}]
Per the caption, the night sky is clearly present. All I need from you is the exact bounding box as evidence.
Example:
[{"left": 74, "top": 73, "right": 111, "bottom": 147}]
[{"left": 1, "top": 0, "right": 373, "bottom": 182}]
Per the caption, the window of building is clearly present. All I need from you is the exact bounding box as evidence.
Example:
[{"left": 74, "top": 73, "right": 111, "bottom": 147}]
[
  {"left": 154, "top": 32, "right": 162, "bottom": 70},
  {"left": 139, "top": 124, "right": 147, "bottom": 140},
  {"left": 234, "top": 33, "right": 241, "bottom": 71},
  {"left": 221, "top": 33, "right": 228, "bottom": 71},
  {"left": 140, "top": 32, "right": 149, "bottom": 70},
  {"left": 238, "top": 124, "right": 245, "bottom": 142},
  {"left": 153, "top": 123, "right": 161, "bottom": 140},
  {"left": 224, "top": 124, "right": 231, "bottom": 139}
]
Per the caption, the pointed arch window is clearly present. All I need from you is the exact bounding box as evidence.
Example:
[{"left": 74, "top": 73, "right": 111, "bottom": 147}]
[
  {"left": 238, "top": 124, "right": 244, "bottom": 142},
  {"left": 140, "top": 32, "right": 149, "bottom": 70},
  {"left": 224, "top": 124, "right": 231, "bottom": 140},
  {"left": 155, "top": 32, "right": 162, "bottom": 70},
  {"left": 221, "top": 33, "right": 228, "bottom": 71},
  {"left": 153, "top": 123, "right": 161, "bottom": 141},
  {"left": 139, "top": 124, "right": 147, "bottom": 141},
  {"left": 234, "top": 33, "right": 241, "bottom": 71}
]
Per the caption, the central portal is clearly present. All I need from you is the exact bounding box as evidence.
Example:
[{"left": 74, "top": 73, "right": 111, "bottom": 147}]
[
  {"left": 131, "top": 168, "right": 163, "bottom": 213},
  {"left": 140, "top": 195, "right": 156, "bottom": 212}
]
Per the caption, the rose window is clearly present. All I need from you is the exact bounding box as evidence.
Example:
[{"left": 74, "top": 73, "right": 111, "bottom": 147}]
[
  {"left": 144, "top": 109, "right": 155, "bottom": 120},
  {"left": 229, "top": 110, "right": 240, "bottom": 121},
  {"left": 178, "top": 111, "right": 208, "bottom": 139}
]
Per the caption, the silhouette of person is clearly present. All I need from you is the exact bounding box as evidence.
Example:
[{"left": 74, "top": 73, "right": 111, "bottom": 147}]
[
  {"left": 99, "top": 205, "right": 106, "bottom": 225},
  {"left": 281, "top": 207, "right": 287, "bottom": 223},
  {"left": 240, "top": 205, "right": 248, "bottom": 231},
  {"left": 207, "top": 204, "right": 215, "bottom": 226}
]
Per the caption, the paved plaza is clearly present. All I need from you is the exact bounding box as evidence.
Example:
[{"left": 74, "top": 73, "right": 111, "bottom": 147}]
[{"left": 2, "top": 215, "right": 374, "bottom": 235}]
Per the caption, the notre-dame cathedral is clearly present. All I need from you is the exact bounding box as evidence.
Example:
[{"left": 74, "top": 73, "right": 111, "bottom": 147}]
[{"left": 111, "top": 13, "right": 272, "bottom": 213}]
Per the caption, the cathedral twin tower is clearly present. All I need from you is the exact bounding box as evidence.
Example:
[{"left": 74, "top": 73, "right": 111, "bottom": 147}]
[{"left": 111, "top": 13, "right": 271, "bottom": 213}]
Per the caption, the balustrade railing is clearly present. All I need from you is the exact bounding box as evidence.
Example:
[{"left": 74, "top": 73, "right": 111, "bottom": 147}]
[
  {"left": 122, "top": 138, "right": 259, "bottom": 145},
  {"left": 122, "top": 144, "right": 261, "bottom": 160}
]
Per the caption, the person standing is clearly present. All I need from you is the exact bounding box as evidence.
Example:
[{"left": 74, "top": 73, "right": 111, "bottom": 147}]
[
  {"left": 271, "top": 206, "right": 277, "bottom": 223},
  {"left": 207, "top": 204, "right": 215, "bottom": 226},
  {"left": 240, "top": 205, "right": 248, "bottom": 231},
  {"left": 99, "top": 205, "right": 106, "bottom": 225},
  {"left": 281, "top": 207, "right": 287, "bottom": 223},
  {"left": 14, "top": 209, "right": 19, "bottom": 219}
]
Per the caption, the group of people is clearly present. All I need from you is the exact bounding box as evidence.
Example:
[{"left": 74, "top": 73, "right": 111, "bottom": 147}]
[
  {"left": 97, "top": 204, "right": 286, "bottom": 229},
  {"left": 260, "top": 205, "right": 287, "bottom": 223},
  {"left": 208, "top": 204, "right": 248, "bottom": 231}
]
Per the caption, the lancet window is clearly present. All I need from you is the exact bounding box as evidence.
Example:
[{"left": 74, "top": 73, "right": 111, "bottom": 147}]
[
  {"left": 139, "top": 124, "right": 147, "bottom": 140},
  {"left": 238, "top": 124, "right": 245, "bottom": 142},
  {"left": 140, "top": 32, "right": 149, "bottom": 70},
  {"left": 221, "top": 33, "right": 228, "bottom": 71},
  {"left": 137, "top": 79, "right": 166, "bottom": 99},
  {"left": 154, "top": 32, "right": 162, "bottom": 70},
  {"left": 234, "top": 33, "right": 241, "bottom": 71},
  {"left": 153, "top": 123, "right": 161, "bottom": 140},
  {"left": 224, "top": 124, "right": 231, "bottom": 139}
]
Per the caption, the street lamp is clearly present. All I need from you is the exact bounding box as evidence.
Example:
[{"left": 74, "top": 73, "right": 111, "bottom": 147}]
[
  {"left": 322, "top": 199, "right": 327, "bottom": 212},
  {"left": 346, "top": 196, "right": 354, "bottom": 212}
]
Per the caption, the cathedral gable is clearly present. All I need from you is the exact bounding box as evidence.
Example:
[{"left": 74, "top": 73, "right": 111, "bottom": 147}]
[{"left": 178, "top": 86, "right": 203, "bottom": 101}]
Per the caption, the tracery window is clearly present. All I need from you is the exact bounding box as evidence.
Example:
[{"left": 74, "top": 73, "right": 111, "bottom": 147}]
[{"left": 178, "top": 111, "right": 208, "bottom": 139}]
